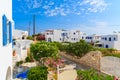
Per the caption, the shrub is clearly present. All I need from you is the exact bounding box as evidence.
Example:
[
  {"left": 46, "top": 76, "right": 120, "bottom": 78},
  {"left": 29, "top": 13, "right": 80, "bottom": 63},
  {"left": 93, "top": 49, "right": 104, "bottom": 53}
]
[
  {"left": 104, "top": 53, "right": 120, "bottom": 58},
  {"left": 66, "top": 40, "right": 93, "bottom": 57},
  {"left": 25, "top": 52, "right": 34, "bottom": 62},
  {"left": 95, "top": 48, "right": 117, "bottom": 55},
  {"left": 25, "top": 57, "right": 31, "bottom": 62},
  {"left": 30, "top": 41, "right": 58, "bottom": 61},
  {"left": 16, "top": 60, "right": 23, "bottom": 67},
  {"left": 27, "top": 66, "right": 48, "bottom": 80},
  {"left": 53, "top": 42, "right": 68, "bottom": 51},
  {"left": 27, "top": 36, "right": 33, "bottom": 40},
  {"left": 77, "top": 69, "right": 114, "bottom": 80}
]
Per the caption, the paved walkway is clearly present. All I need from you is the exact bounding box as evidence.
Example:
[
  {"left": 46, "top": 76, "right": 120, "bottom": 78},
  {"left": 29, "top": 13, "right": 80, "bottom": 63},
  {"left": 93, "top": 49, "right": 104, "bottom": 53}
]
[
  {"left": 62, "top": 56, "right": 90, "bottom": 70},
  {"left": 59, "top": 69, "right": 77, "bottom": 80}
]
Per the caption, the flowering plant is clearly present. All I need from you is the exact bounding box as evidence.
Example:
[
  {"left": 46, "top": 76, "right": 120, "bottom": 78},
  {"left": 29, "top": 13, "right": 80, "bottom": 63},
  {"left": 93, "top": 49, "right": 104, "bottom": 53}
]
[{"left": 44, "top": 57, "right": 65, "bottom": 69}]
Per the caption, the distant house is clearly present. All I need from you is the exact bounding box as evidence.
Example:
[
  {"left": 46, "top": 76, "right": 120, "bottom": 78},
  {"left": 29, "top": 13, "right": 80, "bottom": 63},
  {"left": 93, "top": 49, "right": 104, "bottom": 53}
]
[
  {"left": 45, "top": 29, "right": 85, "bottom": 43},
  {"left": 99, "top": 33, "right": 120, "bottom": 50},
  {"left": 13, "top": 29, "right": 28, "bottom": 40},
  {"left": 0, "top": 0, "right": 13, "bottom": 79},
  {"left": 12, "top": 40, "right": 33, "bottom": 67},
  {"left": 83, "top": 34, "right": 101, "bottom": 43}
]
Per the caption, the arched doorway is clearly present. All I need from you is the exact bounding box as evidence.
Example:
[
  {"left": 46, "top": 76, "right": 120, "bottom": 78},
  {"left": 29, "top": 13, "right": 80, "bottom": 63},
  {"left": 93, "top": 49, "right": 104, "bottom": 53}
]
[
  {"left": 6, "top": 66, "right": 11, "bottom": 80},
  {"left": 105, "top": 45, "right": 109, "bottom": 48},
  {"left": 48, "top": 38, "right": 52, "bottom": 42}
]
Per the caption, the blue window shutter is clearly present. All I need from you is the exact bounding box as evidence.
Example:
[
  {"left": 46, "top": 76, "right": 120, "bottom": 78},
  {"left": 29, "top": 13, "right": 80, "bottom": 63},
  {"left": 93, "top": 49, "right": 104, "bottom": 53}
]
[
  {"left": 2, "top": 15, "right": 7, "bottom": 46},
  {"left": 9, "top": 21, "right": 12, "bottom": 43}
]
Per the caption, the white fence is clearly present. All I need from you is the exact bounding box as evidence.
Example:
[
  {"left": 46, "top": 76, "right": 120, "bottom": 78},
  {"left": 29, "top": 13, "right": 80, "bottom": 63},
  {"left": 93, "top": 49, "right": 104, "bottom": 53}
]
[{"left": 100, "top": 56, "right": 120, "bottom": 77}]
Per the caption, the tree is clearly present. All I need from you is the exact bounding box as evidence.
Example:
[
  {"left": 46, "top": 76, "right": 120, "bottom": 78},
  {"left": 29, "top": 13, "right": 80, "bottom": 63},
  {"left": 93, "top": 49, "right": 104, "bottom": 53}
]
[
  {"left": 27, "top": 66, "right": 48, "bottom": 80},
  {"left": 30, "top": 41, "right": 58, "bottom": 62}
]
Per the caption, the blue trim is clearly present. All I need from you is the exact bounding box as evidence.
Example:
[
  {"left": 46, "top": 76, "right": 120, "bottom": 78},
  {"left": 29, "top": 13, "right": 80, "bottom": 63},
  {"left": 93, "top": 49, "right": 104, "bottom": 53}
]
[
  {"left": 9, "top": 21, "right": 12, "bottom": 43},
  {"left": 2, "top": 15, "right": 7, "bottom": 46}
]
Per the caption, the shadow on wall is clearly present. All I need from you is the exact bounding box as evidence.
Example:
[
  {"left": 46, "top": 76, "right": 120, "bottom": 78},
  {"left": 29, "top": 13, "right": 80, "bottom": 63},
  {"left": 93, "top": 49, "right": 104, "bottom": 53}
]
[{"left": 6, "top": 66, "right": 11, "bottom": 80}]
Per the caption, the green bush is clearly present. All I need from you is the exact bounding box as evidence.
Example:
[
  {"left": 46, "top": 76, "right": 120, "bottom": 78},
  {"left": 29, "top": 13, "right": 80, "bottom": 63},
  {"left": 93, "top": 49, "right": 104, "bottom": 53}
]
[
  {"left": 27, "top": 36, "right": 33, "bottom": 40},
  {"left": 27, "top": 66, "right": 48, "bottom": 80},
  {"left": 53, "top": 42, "right": 68, "bottom": 51},
  {"left": 30, "top": 41, "right": 58, "bottom": 61},
  {"left": 16, "top": 60, "right": 23, "bottom": 67},
  {"left": 77, "top": 69, "right": 114, "bottom": 80},
  {"left": 95, "top": 48, "right": 118, "bottom": 56},
  {"left": 96, "top": 48, "right": 116, "bottom": 54},
  {"left": 66, "top": 40, "right": 93, "bottom": 57},
  {"left": 25, "top": 57, "right": 31, "bottom": 62},
  {"left": 104, "top": 53, "right": 120, "bottom": 58}
]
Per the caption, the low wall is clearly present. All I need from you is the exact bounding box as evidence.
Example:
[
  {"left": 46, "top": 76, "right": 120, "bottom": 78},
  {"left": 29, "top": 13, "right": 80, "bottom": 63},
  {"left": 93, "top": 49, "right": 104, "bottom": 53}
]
[{"left": 60, "top": 51, "right": 102, "bottom": 71}]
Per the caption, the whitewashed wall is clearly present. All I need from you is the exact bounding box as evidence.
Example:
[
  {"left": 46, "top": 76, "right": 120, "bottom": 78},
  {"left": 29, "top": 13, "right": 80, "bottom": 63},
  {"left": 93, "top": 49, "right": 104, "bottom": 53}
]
[{"left": 0, "top": 0, "right": 12, "bottom": 80}]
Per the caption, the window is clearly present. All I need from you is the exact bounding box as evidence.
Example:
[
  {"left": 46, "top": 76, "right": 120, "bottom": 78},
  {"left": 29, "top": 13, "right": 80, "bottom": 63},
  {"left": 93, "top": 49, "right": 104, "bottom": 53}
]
[
  {"left": 102, "top": 37, "right": 104, "bottom": 40},
  {"left": 82, "top": 37, "right": 84, "bottom": 39},
  {"left": 62, "top": 33, "right": 65, "bottom": 36},
  {"left": 74, "top": 38, "right": 75, "bottom": 40},
  {"left": 90, "top": 37, "right": 92, "bottom": 39},
  {"left": 105, "top": 37, "right": 107, "bottom": 41},
  {"left": 114, "top": 37, "right": 116, "bottom": 40},
  {"left": 60, "top": 38, "right": 61, "bottom": 40},
  {"left": 109, "top": 37, "right": 111, "bottom": 41},
  {"left": 73, "top": 32, "right": 75, "bottom": 35},
  {"left": 66, "top": 33, "right": 67, "bottom": 36},
  {"left": 105, "top": 45, "right": 109, "bottom": 48},
  {"left": 50, "top": 32, "right": 53, "bottom": 35}
]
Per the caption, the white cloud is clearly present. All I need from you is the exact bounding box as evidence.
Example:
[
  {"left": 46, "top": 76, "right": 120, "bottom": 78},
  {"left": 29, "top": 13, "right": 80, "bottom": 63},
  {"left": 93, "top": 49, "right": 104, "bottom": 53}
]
[
  {"left": 16, "top": 0, "right": 108, "bottom": 16},
  {"left": 32, "top": 0, "right": 42, "bottom": 8},
  {"left": 82, "top": 0, "right": 108, "bottom": 12}
]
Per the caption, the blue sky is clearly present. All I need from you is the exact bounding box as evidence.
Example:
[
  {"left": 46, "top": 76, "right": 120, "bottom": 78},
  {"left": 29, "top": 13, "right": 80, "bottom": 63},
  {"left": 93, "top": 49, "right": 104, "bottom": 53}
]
[{"left": 13, "top": 0, "right": 120, "bottom": 35}]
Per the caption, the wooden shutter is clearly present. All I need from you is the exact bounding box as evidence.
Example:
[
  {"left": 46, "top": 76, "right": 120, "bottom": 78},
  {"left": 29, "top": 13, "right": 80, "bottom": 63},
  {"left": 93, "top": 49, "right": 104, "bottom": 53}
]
[
  {"left": 2, "top": 15, "right": 7, "bottom": 46},
  {"left": 9, "top": 21, "right": 12, "bottom": 43}
]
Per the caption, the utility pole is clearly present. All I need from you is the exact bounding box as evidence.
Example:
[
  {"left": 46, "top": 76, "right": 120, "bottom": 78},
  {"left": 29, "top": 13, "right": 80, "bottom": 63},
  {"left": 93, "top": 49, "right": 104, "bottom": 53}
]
[
  {"left": 33, "top": 14, "right": 36, "bottom": 35},
  {"left": 28, "top": 21, "right": 31, "bottom": 36}
]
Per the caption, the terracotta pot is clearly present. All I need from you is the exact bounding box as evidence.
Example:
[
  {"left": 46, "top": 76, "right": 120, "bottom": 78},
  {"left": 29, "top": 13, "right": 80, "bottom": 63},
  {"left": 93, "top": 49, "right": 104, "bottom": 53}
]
[{"left": 13, "top": 51, "right": 16, "bottom": 56}]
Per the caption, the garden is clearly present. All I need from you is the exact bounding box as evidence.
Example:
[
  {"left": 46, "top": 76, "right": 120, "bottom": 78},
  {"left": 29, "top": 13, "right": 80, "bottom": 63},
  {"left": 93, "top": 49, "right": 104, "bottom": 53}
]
[
  {"left": 76, "top": 69, "right": 114, "bottom": 80},
  {"left": 15, "top": 40, "right": 119, "bottom": 80}
]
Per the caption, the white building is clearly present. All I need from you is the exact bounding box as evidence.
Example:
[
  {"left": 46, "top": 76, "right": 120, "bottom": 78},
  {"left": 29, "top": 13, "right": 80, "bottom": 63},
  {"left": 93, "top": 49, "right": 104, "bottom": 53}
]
[
  {"left": 13, "top": 40, "right": 33, "bottom": 67},
  {"left": 82, "top": 34, "right": 101, "bottom": 43},
  {"left": 99, "top": 33, "right": 120, "bottom": 50},
  {"left": 13, "top": 29, "right": 28, "bottom": 40},
  {"left": 0, "top": 0, "right": 13, "bottom": 79},
  {"left": 45, "top": 29, "right": 85, "bottom": 43}
]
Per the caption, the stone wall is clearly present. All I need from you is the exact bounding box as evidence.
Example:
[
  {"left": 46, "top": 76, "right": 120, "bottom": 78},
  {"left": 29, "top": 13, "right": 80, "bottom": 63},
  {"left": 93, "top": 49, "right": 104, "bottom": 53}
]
[
  {"left": 60, "top": 51, "right": 102, "bottom": 71},
  {"left": 79, "top": 51, "right": 102, "bottom": 71}
]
